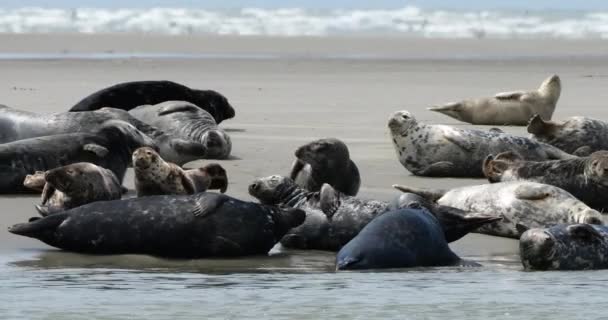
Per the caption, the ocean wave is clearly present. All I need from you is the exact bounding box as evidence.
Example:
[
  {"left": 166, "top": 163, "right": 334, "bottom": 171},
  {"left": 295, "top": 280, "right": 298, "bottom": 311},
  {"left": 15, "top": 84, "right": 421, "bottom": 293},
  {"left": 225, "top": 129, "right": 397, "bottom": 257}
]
[{"left": 1, "top": 6, "right": 608, "bottom": 38}]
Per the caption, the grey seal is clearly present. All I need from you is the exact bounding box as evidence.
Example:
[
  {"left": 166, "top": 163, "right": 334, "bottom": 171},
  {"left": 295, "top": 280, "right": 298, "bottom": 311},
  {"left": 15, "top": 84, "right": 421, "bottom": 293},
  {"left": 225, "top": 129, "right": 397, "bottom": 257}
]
[
  {"left": 429, "top": 74, "right": 561, "bottom": 125},
  {"left": 388, "top": 110, "right": 575, "bottom": 177},
  {"left": 527, "top": 115, "right": 608, "bottom": 156},
  {"left": 0, "top": 120, "right": 156, "bottom": 193},
  {"left": 290, "top": 138, "right": 360, "bottom": 195},
  {"left": 132, "top": 147, "right": 228, "bottom": 197},
  {"left": 520, "top": 224, "right": 608, "bottom": 271},
  {"left": 483, "top": 151, "right": 608, "bottom": 211},
  {"left": 9, "top": 193, "right": 305, "bottom": 258},
  {"left": 336, "top": 208, "right": 476, "bottom": 270},
  {"left": 68, "top": 80, "right": 235, "bottom": 124},
  {"left": 129, "top": 101, "right": 232, "bottom": 159},
  {"left": 393, "top": 181, "right": 604, "bottom": 239}
]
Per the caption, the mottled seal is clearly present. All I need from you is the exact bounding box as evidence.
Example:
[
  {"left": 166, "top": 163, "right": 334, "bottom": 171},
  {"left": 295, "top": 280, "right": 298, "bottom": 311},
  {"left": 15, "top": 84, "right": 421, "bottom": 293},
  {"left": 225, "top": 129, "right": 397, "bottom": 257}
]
[
  {"left": 483, "top": 151, "right": 608, "bottom": 211},
  {"left": 129, "top": 101, "right": 232, "bottom": 159},
  {"left": 0, "top": 120, "right": 156, "bottom": 193},
  {"left": 527, "top": 115, "right": 608, "bottom": 156},
  {"left": 336, "top": 208, "right": 475, "bottom": 270},
  {"left": 248, "top": 175, "right": 498, "bottom": 250},
  {"left": 520, "top": 224, "right": 608, "bottom": 271},
  {"left": 290, "top": 138, "right": 360, "bottom": 195},
  {"left": 69, "top": 80, "right": 235, "bottom": 124},
  {"left": 393, "top": 181, "right": 604, "bottom": 239},
  {"left": 388, "top": 110, "right": 574, "bottom": 177},
  {"left": 0, "top": 105, "right": 207, "bottom": 165},
  {"left": 9, "top": 193, "right": 305, "bottom": 258},
  {"left": 429, "top": 74, "right": 561, "bottom": 125},
  {"left": 32, "top": 162, "right": 122, "bottom": 216},
  {"left": 132, "top": 147, "right": 228, "bottom": 197}
]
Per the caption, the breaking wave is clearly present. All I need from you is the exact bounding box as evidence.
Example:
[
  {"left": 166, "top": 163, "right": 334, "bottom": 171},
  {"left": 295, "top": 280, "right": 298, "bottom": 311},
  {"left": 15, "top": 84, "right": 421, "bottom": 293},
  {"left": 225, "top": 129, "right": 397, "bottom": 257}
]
[{"left": 1, "top": 6, "right": 608, "bottom": 38}]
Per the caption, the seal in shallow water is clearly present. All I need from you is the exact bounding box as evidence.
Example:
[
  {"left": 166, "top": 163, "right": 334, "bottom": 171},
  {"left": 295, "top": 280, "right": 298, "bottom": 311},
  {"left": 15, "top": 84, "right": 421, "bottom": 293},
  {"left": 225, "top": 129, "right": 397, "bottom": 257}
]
[
  {"left": 9, "top": 193, "right": 305, "bottom": 258},
  {"left": 132, "top": 147, "right": 228, "bottom": 197},
  {"left": 290, "top": 138, "right": 360, "bottom": 195},
  {"left": 387, "top": 110, "right": 575, "bottom": 177},
  {"left": 68, "top": 80, "right": 235, "bottom": 124},
  {"left": 527, "top": 115, "right": 608, "bottom": 156},
  {"left": 429, "top": 74, "right": 561, "bottom": 125}
]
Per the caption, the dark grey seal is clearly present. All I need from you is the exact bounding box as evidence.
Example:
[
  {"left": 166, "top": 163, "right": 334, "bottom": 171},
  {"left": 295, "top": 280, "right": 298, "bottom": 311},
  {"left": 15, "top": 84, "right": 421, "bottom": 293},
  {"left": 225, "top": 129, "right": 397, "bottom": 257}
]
[
  {"left": 68, "top": 80, "right": 235, "bottom": 124},
  {"left": 336, "top": 208, "right": 475, "bottom": 270},
  {"left": 0, "top": 105, "right": 207, "bottom": 165},
  {"left": 8, "top": 193, "right": 305, "bottom": 258},
  {"left": 483, "top": 151, "right": 608, "bottom": 212},
  {"left": 528, "top": 115, "right": 608, "bottom": 156},
  {"left": 0, "top": 120, "right": 156, "bottom": 193},
  {"left": 290, "top": 138, "right": 360, "bottom": 195},
  {"left": 129, "top": 101, "right": 232, "bottom": 159},
  {"left": 388, "top": 110, "right": 575, "bottom": 177},
  {"left": 520, "top": 224, "right": 608, "bottom": 271}
]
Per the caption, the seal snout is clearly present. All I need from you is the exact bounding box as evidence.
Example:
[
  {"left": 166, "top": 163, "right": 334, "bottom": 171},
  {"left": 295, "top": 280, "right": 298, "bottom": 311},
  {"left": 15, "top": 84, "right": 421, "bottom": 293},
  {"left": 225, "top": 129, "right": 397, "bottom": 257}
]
[{"left": 132, "top": 147, "right": 158, "bottom": 169}]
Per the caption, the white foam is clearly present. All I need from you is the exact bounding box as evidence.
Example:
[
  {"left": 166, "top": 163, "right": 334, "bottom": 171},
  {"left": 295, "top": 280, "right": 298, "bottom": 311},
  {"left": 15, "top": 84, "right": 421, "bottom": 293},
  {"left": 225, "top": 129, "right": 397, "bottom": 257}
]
[{"left": 0, "top": 6, "right": 607, "bottom": 38}]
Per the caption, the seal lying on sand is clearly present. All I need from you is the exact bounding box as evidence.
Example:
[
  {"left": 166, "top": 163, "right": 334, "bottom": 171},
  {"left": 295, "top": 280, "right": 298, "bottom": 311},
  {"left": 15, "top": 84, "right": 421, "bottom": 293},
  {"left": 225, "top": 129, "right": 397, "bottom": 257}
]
[
  {"left": 28, "top": 163, "right": 122, "bottom": 216},
  {"left": 129, "top": 101, "right": 232, "bottom": 159},
  {"left": 0, "top": 105, "right": 207, "bottom": 165},
  {"left": 429, "top": 74, "right": 561, "bottom": 125},
  {"left": 336, "top": 208, "right": 477, "bottom": 270},
  {"left": 132, "top": 147, "right": 228, "bottom": 197},
  {"left": 69, "top": 80, "right": 235, "bottom": 124},
  {"left": 520, "top": 224, "right": 608, "bottom": 271},
  {"left": 483, "top": 151, "right": 608, "bottom": 211},
  {"left": 0, "top": 120, "right": 156, "bottom": 193},
  {"left": 388, "top": 110, "right": 574, "bottom": 177},
  {"left": 527, "top": 115, "right": 608, "bottom": 156},
  {"left": 249, "top": 175, "right": 499, "bottom": 250},
  {"left": 9, "top": 193, "right": 305, "bottom": 258},
  {"left": 290, "top": 138, "right": 360, "bottom": 195},
  {"left": 393, "top": 181, "right": 604, "bottom": 239}
]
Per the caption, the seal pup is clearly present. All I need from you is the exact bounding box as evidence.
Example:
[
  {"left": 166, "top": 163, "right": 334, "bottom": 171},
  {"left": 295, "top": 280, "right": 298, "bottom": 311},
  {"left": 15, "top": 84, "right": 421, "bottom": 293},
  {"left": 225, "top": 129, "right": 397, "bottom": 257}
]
[
  {"left": 129, "top": 101, "right": 232, "bottom": 159},
  {"left": 9, "top": 193, "right": 305, "bottom": 258},
  {"left": 483, "top": 151, "right": 608, "bottom": 212},
  {"left": 68, "top": 80, "right": 235, "bottom": 124},
  {"left": 520, "top": 224, "right": 608, "bottom": 271},
  {"left": 290, "top": 138, "right": 360, "bottom": 195},
  {"left": 429, "top": 74, "right": 561, "bottom": 125},
  {"left": 132, "top": 147, "right": 228, "bottom": 197},
  {"left": 0, "top": 105, "right": 207, "bottom": 165},
  {"left": 336, "top": 208, "right": 475, "bottom": 270},
  {"left": 527, "top": 115, "right": 608, "bottom": 156},
  {"left": 31, "top": 162, "right": 122, "bottom": 216},
  {"left": 388, "top": 110, "right": 575, "bottom": 177},
  {"left": 393, "top": 181, "right": 604, "bottom": 239},
  {"left": 0, "top": 120, "right": 156, "bottom": 193}
]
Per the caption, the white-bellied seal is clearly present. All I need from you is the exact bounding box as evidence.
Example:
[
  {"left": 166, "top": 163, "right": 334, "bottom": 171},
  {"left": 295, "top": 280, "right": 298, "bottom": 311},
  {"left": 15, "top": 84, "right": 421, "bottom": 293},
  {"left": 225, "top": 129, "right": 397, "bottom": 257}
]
[
  {"left": 129, "top": 101, "right": 232, "bottom": 159},
  {"left": 290, "top": 138, "right": 360, "bottom": 195},
  {"left": 0, "top": 120, "right": 156, "bottom": 193},
  {"left": 132, "top": 147, "right": 228, "bottom": 197},
  {"left": 520, "top": 224, "right": 608, "bottom": 271},
  {"left": 527, "top": 115, "right": 608, "bottom": 156},
  {"left": 8, "top": 193, "right": 305, "bottom": 258},
  {"left": 483, "top": 151, "right": 608, "bottom": 212},
  {"left": 248, "top": 175, "right": 498, "bottom": 250},
  {"left": 0, "top": 105, "right": 207, "bottom": 166},
  {"left": 68, "top": 80, "right": 235, "bottom": 124},
  {"left": 393, "top": 181, "right": 604, "bottom": 239},
  {"left": 336, "top": 208, "right": 476, "bottom": 270},
  {"left": 388, "top": 110, "right": 575, "bottom": 177},
  {"left": 30, "top": 162, "right": 122, "bottom": 216},
  {"left": 429, "top": 74, "right": 561, "bottom": 125}
]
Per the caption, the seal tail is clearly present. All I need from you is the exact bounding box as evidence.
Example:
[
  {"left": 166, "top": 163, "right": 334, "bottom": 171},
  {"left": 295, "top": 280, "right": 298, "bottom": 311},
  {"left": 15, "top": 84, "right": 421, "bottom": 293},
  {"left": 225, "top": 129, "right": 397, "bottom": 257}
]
[
  {"left": 435, "top": 206, "right": 503, "bottom": 243},
  {"left": 8, "top": 213, "right": 69, "bottom": 240},
  {"left": 392, "top": 184, "right": 446, "bottom": 202}
]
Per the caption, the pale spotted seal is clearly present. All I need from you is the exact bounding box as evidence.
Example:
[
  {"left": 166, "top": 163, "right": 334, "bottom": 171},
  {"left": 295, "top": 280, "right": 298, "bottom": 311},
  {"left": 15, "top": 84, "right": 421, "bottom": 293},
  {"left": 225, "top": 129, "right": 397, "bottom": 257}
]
[
  {"left": 388, "top": 110, "right": 575, "bottom": 177},
  {"left": 528, "top": 115, "right": 608, "bottom": 156},
  {"left": 429, "top": 74, "right": 561, "bottom": 125}
]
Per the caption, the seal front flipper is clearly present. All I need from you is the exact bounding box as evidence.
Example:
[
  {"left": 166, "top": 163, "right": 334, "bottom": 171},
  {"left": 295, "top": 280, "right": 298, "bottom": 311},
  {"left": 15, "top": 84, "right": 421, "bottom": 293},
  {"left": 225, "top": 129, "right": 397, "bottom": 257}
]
[
  {"left": 170, "top": 139, "right": 207, "bottom": 157},
  {"left": 416, "top": 161, "right": 456, "bottom": 177},
  {"left": 494, "top": 91, "right": 528, "bottom": 101},
  {"left": 281, "top": 234, "right": 309, "bottom": 249},
  {"left": 319, "top": 183, "right": 341, "bottom": 221},
  {"left": 289, "top": 159, "right": 306, "bottom": 180},
  {"left": 573, "top": 146, "right": 592, "bottom": 157},
  {"left": 567, "top": 224, "right": 604, "bottom": 243},
  {"left": 157, "top": 103, "right": 200, "bottom": 116},
  {"left": 192, "top": 195, "right": 228, "bottom": 218},
  {"left": 212, "top": 236, "right": 243, "bottom": 255},
  {"left": 83, "top": 143, "right": 109, "bottom": 157},
  {"left": 35, "top": 205, "right": 53, "bottom": 217},
  {"left": 442, "top": 131, "right": 474, "bottom": 152},
  {"left": 514, "top": 185, "right": 550, "bottom": 200},
  {"left": 392, "top": 185, "right": 446, "bottom": 202}
]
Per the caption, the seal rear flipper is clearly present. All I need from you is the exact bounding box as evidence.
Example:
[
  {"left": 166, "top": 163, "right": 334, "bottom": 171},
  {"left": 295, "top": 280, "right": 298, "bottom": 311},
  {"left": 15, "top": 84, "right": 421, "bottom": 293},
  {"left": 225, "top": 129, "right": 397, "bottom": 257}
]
[
  {"left": 527, "top": 114, "right": 554, "bottom": 135},
  {"left": 201, "top": 163, "right": 228, "bottom": 193},
  {"left": 567, "top": 224, "right": 604, "bottom": 243},
  {"left": 428, "top": 102, "right": 461, "bottom": 113},
  {"left": 392, "top": 185, "right": 446, "bottom": 202},
  {"left": 482, "top": 155, "right": 510, "bottom": 183},
  {"left": 23, "top": 171, "right": 46, "bottom": 191},
  {"left": 319, "top": 183, "right": 341, "bottom": 220},
  {"left": 83, "top": 143, "right": 109, "bottom": 157},
  {"left": 516, "top": 223, "right": 530, "bottom": 237},
  {"left": 573, "top": 146, "right": 593, "bottom": 157},
  {"left": 8, "top": 213, "right": 69, "bottom": 239},
  {"left": 157, "top": 103, "right": 200, "bottom": 116},
  {"left": 336, "top": 256, "right": 362, "bottom": 271},
  {"left": 514, "top": 184, "right": 551, "bottom": 201},
  {"left": 415, "top": 162, "right": 456, "bottom": 177},
  {"left": 435, "top": 207, "right": 503, "bottom": 243},
  {"left": 120, "top": 186, "right": 129, "bottom": 194}
]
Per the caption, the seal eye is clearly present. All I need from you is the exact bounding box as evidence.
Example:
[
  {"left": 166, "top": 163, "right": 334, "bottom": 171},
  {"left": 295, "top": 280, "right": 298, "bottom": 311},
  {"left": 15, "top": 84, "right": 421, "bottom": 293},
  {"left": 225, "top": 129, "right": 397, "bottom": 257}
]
[{"left": 401, "top": 114, "right": 409, "bottom": 120}]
